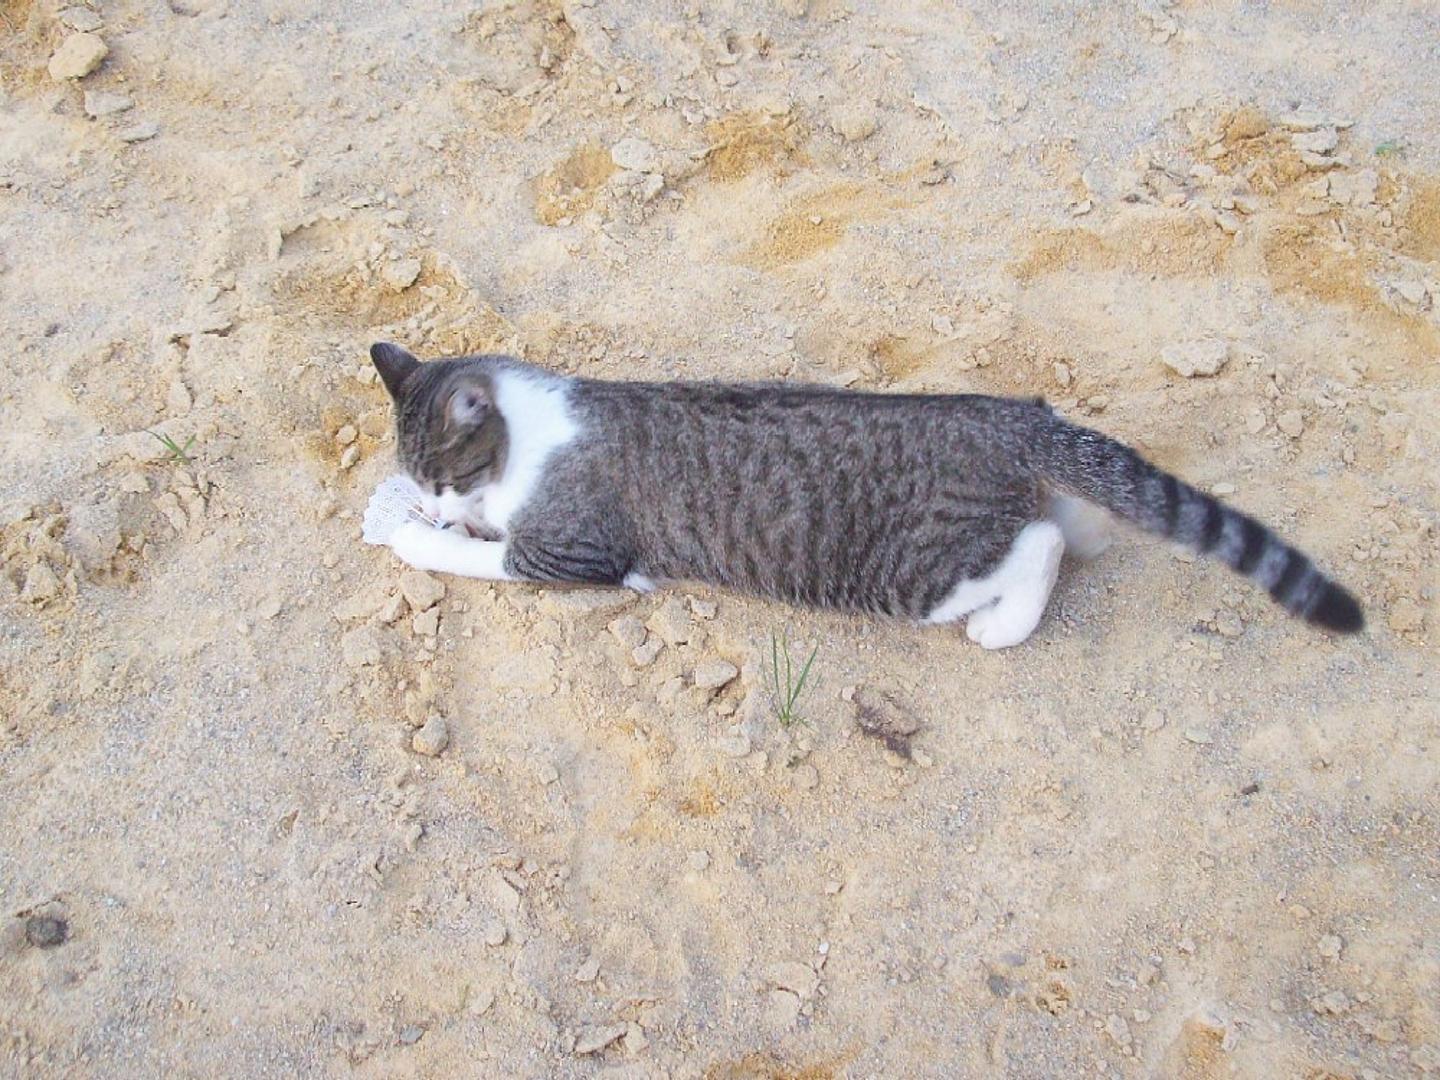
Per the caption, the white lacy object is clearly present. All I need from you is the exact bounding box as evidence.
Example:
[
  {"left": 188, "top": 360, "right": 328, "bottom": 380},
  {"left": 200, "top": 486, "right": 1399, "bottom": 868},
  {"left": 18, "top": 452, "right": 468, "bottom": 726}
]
[{"left": 362, "top": 474, "right": 437, "bottom": 546}]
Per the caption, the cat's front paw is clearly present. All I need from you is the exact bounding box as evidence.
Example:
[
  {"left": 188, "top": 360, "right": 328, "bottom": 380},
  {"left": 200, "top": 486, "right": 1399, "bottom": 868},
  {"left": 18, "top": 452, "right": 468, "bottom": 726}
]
[{"left": 389, "top": 520, "right": 448, "bottom": 571}]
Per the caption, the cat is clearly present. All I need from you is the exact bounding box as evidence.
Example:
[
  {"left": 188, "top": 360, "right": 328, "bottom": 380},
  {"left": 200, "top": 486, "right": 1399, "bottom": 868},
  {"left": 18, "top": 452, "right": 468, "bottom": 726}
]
[{"left": 368, "top": 342, "right": 1363, "bottom": 649}]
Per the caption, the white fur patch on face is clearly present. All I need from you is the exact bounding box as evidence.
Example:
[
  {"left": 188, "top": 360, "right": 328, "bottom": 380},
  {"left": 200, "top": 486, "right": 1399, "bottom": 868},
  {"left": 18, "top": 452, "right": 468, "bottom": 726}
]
[
  {"left": 479, "top": 368, "right": 580, "bottom": 533},
  {"left": 622, "top": 572, "right": 657, "bottom": 593},
  {"left": 924, "top": 520, "right": 1065, "bottom": 649}
]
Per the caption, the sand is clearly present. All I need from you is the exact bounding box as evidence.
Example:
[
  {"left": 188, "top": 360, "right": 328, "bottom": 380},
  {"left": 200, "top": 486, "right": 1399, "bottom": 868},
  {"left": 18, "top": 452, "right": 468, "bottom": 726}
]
[{"left": 2, "top": 1, "right": 1437, "bottom": 1076}]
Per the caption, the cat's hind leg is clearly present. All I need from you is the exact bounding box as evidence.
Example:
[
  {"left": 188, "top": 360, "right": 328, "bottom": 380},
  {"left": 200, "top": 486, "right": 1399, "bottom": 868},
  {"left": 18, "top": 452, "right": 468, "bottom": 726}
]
[
  {"left": 924, "top": 521, "right": 1064, "bottom": 650},
  {"left": 1048, "top": 493, "right": 1112, "bottom": 558}
]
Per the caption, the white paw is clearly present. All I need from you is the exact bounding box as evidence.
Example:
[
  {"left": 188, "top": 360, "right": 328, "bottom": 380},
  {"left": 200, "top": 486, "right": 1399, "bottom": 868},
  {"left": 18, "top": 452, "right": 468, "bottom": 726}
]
[
  {"left": 965, "top": 601, "right": 1040, "bottom": 650},
  {"left": 389, "top": 520, "right": 447, "bottom": 571}
]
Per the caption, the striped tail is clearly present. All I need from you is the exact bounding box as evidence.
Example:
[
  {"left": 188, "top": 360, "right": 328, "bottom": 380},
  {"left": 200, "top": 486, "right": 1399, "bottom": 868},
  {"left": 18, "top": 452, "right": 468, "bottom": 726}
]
[{"left": 1028, "top": 409, "right": 1363, "bottom": 633}]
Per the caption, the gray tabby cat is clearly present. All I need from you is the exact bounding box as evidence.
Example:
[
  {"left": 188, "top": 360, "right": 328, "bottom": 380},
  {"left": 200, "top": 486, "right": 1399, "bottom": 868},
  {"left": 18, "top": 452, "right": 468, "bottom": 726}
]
[{"left": 369, "top": 342, "right": 1362, "bottom": 649}]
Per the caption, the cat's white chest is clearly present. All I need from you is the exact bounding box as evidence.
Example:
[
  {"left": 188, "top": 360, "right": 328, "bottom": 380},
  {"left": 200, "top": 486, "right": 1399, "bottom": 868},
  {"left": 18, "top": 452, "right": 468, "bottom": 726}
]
[{"left": 478, "top": 369, "right": 579, "bottom": 533}]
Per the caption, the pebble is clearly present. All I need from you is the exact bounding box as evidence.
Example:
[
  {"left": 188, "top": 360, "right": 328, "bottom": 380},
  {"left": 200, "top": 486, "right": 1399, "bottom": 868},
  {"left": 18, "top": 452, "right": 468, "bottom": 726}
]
[
  {"left": 1183, "top": 727, "right": 1213, "bottom": 745},
  {"left": 835, "top": 107, "right": 878, "bottom": 143},
  {"left": 47, "top": 33, "right": 108, "bottom": 80},
  {"left": 25, "top": 915, "right": 68, "bottom": 949},
  {"left": 688, "top": 849, "right": 711, "bottom": 871},
  {"left": 693, "top": 660, "right": 739, "bottom": 690},
  {"left": 1292, "top": 128, "right": 1338, "bottom": 155},
  {"left": 399, "top": 571, "right": 445, "bottom": 612},
  {"left": 1215, "top": 610, "right": 1244, "bottom": 638},
  {"left": 764, "top": 960, "right": 819, "bottom": 998},
  {"left": 1160, "top": 339, "right": 1229, "bottom": 378},
  {"left": 1317, "top": 934, "right": 1343, "bottom": 960},
  {"left": 631, "top": 638, "right": 663, "bottom": 667},
  {"left": 341, "top": 626, "right": 382, "bottom": 667},
  {"left": 715, "top": 732, "right": 751, "bottom": 758},
  {"left": 575, "top": 957, "right": 600, "bottom": 983},
  {"left": 574, "top": 1024, "right": 626, "bottom": 1055},
  {"left": 21, "top": 562, "right": 61, "bottom": 606},
  {"left": 83, "top": 91, "right": 133, "bottom": 118},
  {"left": 381, "top": 257, "right": 422, "bottom": 292},
  {"left": 118, "top": 122, "right": 160, "bottom": 144},
  {"left": 335, "top": 424, "right": 358, "bottom": 447},
  {"left": 688, "top": 597, "right": 717, "bottom": 619},
  {"left": 646, "top": 598, "right": 694, "bottom": 646},
  {"left": 1387, "top": 598, "right": 1425, "bottom": 634},
  {"left": 1394, "top": 279, "right": 1428, "bottom": 306},
  {"left": 622, "top": 1023, "right": 648, "bottom": 1054},
  {"left": 398, "top": 1024, "right": 425, "bottom": 1045},
  {"left": 411, "top": 607, "right": 439, "bottom": 637},
  {"left": 610, "top": 137, "right": 658, "bottom": 173},
  {"left": 411, "top": 715, "right": 449, "bottom": 757},
  {"left": 608, "top": 614, "right": 647, "bottom": 649},
  {"left": 1105, "top": 1013, "right": 1133, "bottom": 1047},
  {"left": 483, "top": 918, "right": 508, "bottom": 947},
  {"left": 1277, "top": 409, "right": 1305, "bottom": 438},
  {"left": 59, "top": 7, "right": 104, "bottom": 31}
]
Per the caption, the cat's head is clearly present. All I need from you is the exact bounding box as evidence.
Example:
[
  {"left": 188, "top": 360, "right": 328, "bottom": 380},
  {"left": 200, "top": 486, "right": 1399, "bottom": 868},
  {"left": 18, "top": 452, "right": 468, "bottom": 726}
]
[{"left": 370, "top": 342, "right": 508, "bottom": 525}]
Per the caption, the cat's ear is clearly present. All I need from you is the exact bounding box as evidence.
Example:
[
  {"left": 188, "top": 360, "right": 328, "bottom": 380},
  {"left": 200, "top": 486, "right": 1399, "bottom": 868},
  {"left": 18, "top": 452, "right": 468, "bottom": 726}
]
[
  {"left": 445, "top": 381, "right": 491, "bottom": 429},
  {"left": 370, "top": 342, "right": 420, "bottom": 400}
]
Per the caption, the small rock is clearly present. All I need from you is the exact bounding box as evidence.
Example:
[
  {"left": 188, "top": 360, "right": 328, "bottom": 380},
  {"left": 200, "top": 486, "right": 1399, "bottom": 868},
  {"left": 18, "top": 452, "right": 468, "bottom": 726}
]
[
  {"left": 83, "top": 90, "right": 133, "bottom": 118},
  {"left": 1292, "top": 128, "right": 1338, "bottom": 155},
  {"left": 715, "top": 732, "right": 751, "bottom": 758},
  {"left": 1313, "top": 989, "right": 1351, "bottom": 1016},
  {"left": 631, "top": 638, "right": 663, "bottom": 667},
  {"left": 166, "top": 379, "right": 192, "bottom": 415},
  {"left": 1394, "top": 279, "right": 1428, "bottom": 306},
  {"left": 1142, "top": 710, "right": 1167, "bottom": 733},
  {"left": 575, "top": 957, "right": 600, "bottom": 983},
  {"left": 59, "top": 7, "right": 105, "bottom": 31},
  {"left": 381, "top": 257, "right": 423, "bottom": 292},
  {"left": 118, "top": 122, "right": 160, "bottom": 144},
  {"left": 48, "top": 33, "right": 108, "bottom": 80},
  {"left": 335, "top": 424, "right": 358, "bottom": 447},
  {"left": 574, "top": 1024, "right": 626, "bottom": 1055},
  {"left": 835, "top": 107, "right": 878, "bottom": 143},
  {"left": 688, "top": 849, "right": 711, "bottom": 871},
  {"left": 646, "top": 597, "right": 693, "bottom": 646},
  {"left": 1386, "top": 598, "right": 1425, "bottom": 634},
  {"left": 1317, "top": 934, "right": 1343, "bottom": 960},
  {"left": 767, "top": 989, "right": 801, "bottom": 1029},
  {"left": 1215, "top": 610, "right": 1244, "bottom": 638},
  {"left": 693, "top": 660, "right": 739, "bottom": 690},
  {"left": 412, "top": 715, "right": 449, "bottom": 757},
  {"left": 1160, "top": 339, "right": 1229, "bottom": 378},
  {"left": 341, "top": 626, "right": 382, "bottom": 667},
  {"left": 622, "top": 1022, "right": 648, "bottom": 1054},
  {"left": 20, "top": 562, "right": 61, "bottom": 606},
  {"left": 1105, "top": 1013, "right": 1133, "bottom": 1047},
  {"left": 608, "top": 614, "right": 647, "bottom": 649},
  {"left": 483, "top": 918, "right": 508, "bottom": 946},
  {"left": 1184, "top": 727, "right": 1213, "bottom": 745},
  {"left": 792, "top": 763, "right": 819, "bottom": 790},
  {"left": 610, "top": 137, "right": 658, "bottom": 173},
  {"left": 764, "top": 960, "right": 819, "bottom": 998},
  {"left": 1277, "top": 409, "right": 1305, "bottom": 438},
  {"left": 398, "top": 1025, "right": 425, "bottom": 1046},
  {"left": 399, "top": 571, "right": 445, "bottom": 612},
  {"left": 411, "top": 607, "right": 440, "bottom": 637},
  {"left": 688, "top": 597, "right": 717, "bottom": 619},
  {"left": 1224, "top": 105, "right": 1269, "bottom": 141},
  {"left": 25, "top": 915, "right": 68, "bottom": 949}
]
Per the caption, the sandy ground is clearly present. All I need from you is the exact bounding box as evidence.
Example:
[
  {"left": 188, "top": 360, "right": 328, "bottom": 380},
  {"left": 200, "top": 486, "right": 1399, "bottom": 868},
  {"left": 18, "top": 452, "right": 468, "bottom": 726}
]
[{"left": 2, "top": 1, "right": 1438, "bottom": 1076}]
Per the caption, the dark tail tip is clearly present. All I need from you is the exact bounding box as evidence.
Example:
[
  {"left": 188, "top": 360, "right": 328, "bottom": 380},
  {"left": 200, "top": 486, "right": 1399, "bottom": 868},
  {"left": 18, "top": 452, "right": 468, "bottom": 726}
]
[{"left": 1307, "top": 583, "right": 1364, "bottom": 634}]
